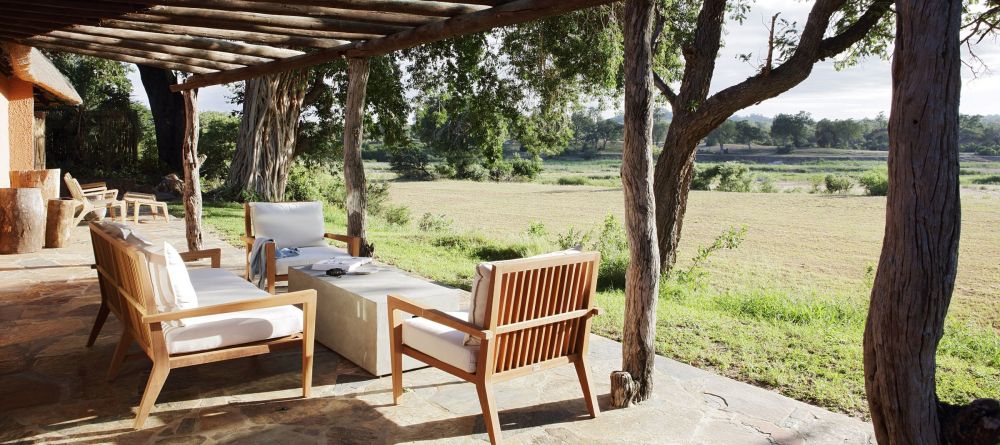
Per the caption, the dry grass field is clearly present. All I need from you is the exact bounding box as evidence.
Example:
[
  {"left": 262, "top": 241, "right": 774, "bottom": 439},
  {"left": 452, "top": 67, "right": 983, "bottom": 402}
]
[{"left": 390, "top": 180, "right": 1000, "bottom": 331}]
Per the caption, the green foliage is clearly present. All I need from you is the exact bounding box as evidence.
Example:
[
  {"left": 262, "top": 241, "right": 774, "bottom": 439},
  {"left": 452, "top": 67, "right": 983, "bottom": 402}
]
[
  {"left": 972, "top": 175, "right": 1000, "bottom": 185},
  {"left": 555, "top": 226, "right": 590, "bottom": 250},
  {"left": 283, "top": 161, "right": 344, "bottom": 204},
  {"left": 815, "top": 118, "right": 865, "bottom": 149},
  {"left": 509, "top": 156, "right": 543, "bottom": 181},
  {"left": 590, "top": 214, "right": 630, "bottom": 290},
  {"left": 433, "top": 163, "right": 457, "bottom": 179},
  {"left": 199, "top": 112, "right": 240, "bottom": 181},
  {"left": 558, "top": 176, "right": 590, "bottom": 186},
  {"left": 389, "top": 144, "right": 435, "bottom": 180},
  {"left": 824, "top": 174, "right": 854, "bottom": 194},
  {"left": 755, "top": 175, "right": 778, "bottom": 193},
  {"left": 418, "top": 213, "right": 453, "bottom": 232},
  {"left": 858, "top": 169, "right": 889, "bottom": 196},
  {"left": 382, "top": 204, "right": 412, "bottom": 227},
  {"left": 694, "top": 162, "right": 753, "bottom": 192},
  {"left": 673, "top": 226, "right": 747, "bottom": 288},
  {"left": 771, "top": 111, "right": 815, "bottom": 148},
  {"left": 526, "top": 221, "right": 548, "bottom": 237}
]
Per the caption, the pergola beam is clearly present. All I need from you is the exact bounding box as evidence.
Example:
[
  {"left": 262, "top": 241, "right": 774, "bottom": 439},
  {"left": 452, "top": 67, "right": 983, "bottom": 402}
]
[
  {"left": 22, "top": 39, "right": 213, "bottom": 74},
  {"left": 238, "top": 0, "right": 495, "bottom": 17},
  {"left": 51, "top": 25, "right": 304, "bottom": 59},
  {"left": 8, "top": 33, "right": 243, "bottom": 71},
  {"left": 101, "top": 20, "right": 352, "bottom": 49},
  {"left": 98, "top": 0, "right": 443, "bottom": 27},
  {"left": 172, "top": 0, "right": 614, "bottom": 91}
]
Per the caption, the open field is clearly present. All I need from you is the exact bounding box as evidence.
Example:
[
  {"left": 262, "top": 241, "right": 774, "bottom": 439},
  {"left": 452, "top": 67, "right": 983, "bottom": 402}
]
[{"left": 191, "top": 165, "right": 999, "bottom": 419}]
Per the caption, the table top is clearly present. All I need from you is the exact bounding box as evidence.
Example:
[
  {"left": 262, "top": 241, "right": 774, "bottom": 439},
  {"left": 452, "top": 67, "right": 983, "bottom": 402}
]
[{"left": 288, "top": 265, "right": 462, "bottom": 304}]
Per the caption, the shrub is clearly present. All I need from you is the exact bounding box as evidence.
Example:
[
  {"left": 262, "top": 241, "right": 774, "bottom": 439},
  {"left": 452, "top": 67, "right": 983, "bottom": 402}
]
[
  {"left": 824, "top": 174, "right": 854, "bottom": 194},
  {"left": 808, "top": 175, "right": 825, "bottom": 193},
  {"left": 456, "top": 164, "right": 488, "bottom": 182},
  {"left": 690, "top": 165, "right": 713, "bottom": 190},
  {"left": 389, "top": 145, "right": 434, "bottom": 180},
  {"left": 714, "top": 162, "right": 753, "bottom": 192},
  {"left": 526, "top": 221, "right": 547, "bottom": 237},
  {"left": 755, "top": 175, "right": 778, "bottom": 193},
  {"left": 674, "top": 226, "right": 747, "bottom": 288},
  {"left": 510, "top": 157, "right": 543, "bottom": 181},
  {"left": 591, "top": 214, "right": 630, "bottom": 290},
  {"left": 284, "top": 161, "right": 343, "bottom": 203},
  {"left": 555, "top": 226, "right": 590, "bottom": 250},
  {"left": 382, "top": 204, "right": 411, "bottom": 226},
  {"left": 418, "top": 213, "right": 453, "bottom": 232},
  {"left": 434, "top": 163, "right": 456, "bottom": 179},
  {"left": 558, "top": 176, "right": 590, "bottom": 186},
  {"left": 488, "top": 161, "right": 514, "bottom": 181},
  {"left": 972, "top": 175, "right": 1000, "bottom": 185},
  {"left": 859, "top": 169, "right": 889, "bottom": 196},
  {"left": 776, "top": 145, "right": 793, "bottom": 154}
]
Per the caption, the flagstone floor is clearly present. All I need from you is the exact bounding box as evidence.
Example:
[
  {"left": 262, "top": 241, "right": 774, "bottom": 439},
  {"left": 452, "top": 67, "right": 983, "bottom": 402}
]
[{"left": 0, "top": 218, "right": 875, "bottom": 444}]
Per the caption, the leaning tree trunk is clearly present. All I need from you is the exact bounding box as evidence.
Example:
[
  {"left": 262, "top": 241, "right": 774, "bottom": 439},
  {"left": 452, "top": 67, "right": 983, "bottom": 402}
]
[
  {"left": 344, "top": 58, "right": 374, "bottom": 256},
  {"left": 652, "top": 127, "right": 701, "bottom": 272},
  {"left": 137, "top": 65, "right": 186, "bottom": 173},
  {"left": 611, "top": 0, "right": 661, "bottom": 408},
  {"left": 226, "top": 70, "right": 309, "bottom": 202},
  {"left": 181, "top": 89, "right": 203, "bottom": 252},
  {"left": 863, "top": 0, "right": 999, "bottom": 444}
]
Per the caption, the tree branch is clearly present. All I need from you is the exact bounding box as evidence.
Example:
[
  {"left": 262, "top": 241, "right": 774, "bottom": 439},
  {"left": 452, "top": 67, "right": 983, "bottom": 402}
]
[
  {"left": 819, "top": 0, "right": 894, "bottom": 59},
  {"left": 651, "top": 10, "right": 678, "bottom": 107},
  {"left": 653, "top": 71, "right": 677, "bottom": 104}
]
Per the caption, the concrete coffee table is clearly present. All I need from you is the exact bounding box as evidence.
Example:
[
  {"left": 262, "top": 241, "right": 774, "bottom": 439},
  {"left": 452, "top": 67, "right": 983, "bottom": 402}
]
[{"left": 288, "top": 265, "right": 461, "bottom": 376}]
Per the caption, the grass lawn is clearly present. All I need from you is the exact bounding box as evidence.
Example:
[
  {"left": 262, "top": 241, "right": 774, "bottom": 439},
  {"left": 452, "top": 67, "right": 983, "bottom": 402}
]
[{"left": 189, "top": 180, "right": 999, "bottom": 420}]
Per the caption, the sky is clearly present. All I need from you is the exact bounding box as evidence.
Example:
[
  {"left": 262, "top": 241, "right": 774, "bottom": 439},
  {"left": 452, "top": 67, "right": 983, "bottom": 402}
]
[{"left": 127, "top": 1, "right": 1000, "bottom": 120}]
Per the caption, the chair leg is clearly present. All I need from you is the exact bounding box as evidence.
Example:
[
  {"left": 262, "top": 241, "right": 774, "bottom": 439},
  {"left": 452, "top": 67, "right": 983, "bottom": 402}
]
[
  {"left": 301, "top": 304, "right": 315, "bottom": 398},
  {"left": 107, "top": 330, "right": 132, "bottom": 381},
  {"left": 133, "top": 362, "right": 169, "bottom": 429},
  {"left": 390, "top": 324, "right": 404, "bottom": 405},
  {"left": 133, "top": 203, "right": 140, "bottom": 223},
  {"left": 86, "top": 302, "right": 110, "bottom": 347},
  {"left": 574, "top": 357, "right": 600, "bottom": 418},
  {"left": 476, "top": 382, "right": 502, "bottom": 445}
]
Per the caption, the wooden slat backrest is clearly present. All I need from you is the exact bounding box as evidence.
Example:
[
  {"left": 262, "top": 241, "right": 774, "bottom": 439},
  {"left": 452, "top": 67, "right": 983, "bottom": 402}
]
[
  {"left": 89, "top": 224, "right": 160, "bottom": 355},
  {"left": 64, "top": 173, "right": 86, "bottom": 201},
  {"left": 483, "top": 252, "right": 600, "bottom": 375}
]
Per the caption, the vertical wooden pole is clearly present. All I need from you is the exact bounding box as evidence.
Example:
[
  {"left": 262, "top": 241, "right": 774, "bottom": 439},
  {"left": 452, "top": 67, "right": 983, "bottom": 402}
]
[
  {"left": 611, "top": 0, "right": 661, "bottom": 408},
  {"left": 33, "top": 112, "right": 46, "bottom": 170},
  {"left": 344, "top": 57, "right": 372, "bottom": 256},
  {"left": 181, "top": 88, "right": 203, "bottom": 251}
]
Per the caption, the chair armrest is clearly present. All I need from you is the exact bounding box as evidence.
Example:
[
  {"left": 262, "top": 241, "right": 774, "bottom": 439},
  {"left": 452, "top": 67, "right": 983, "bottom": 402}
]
[
  {"left": 387, "top": 295, "right": 491, "bottom": 341},
  {"left": 124, "top": 191, "right": 157, "bottom": 201},
  {"left": 179, "top": 248, "right": 221, "bottom": 268},
  {"left": 143, "top": 289, "right": 317, "bottom": 323},
  {"left": 242, "top": 235, "right": 256, "bottom": 247},
  {"left": 325, "top": 233, "right": 361, "bottom": 257},
  {"left": 80, "top": 182, "right": 107, "bottom": 191}
]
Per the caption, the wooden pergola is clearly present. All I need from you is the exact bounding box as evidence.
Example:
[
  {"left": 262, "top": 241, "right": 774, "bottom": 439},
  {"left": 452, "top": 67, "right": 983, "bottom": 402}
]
[{"left": 0, "top": 0, "right": 616, "bottom": 254}]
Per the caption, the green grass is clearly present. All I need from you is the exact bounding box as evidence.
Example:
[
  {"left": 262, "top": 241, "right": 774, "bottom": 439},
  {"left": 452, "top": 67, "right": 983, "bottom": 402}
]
[{"left": 190, "top": 192, "right": 999, "bottom": 420}]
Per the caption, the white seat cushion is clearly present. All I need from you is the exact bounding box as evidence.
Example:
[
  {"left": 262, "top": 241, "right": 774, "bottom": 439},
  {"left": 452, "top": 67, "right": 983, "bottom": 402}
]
[
  {"left": 275, "top": 245, "right": 349, "bottom": 275},
  {"left": 250, "top": 202, "right": 327, "bottom": 250},
  {"left": 164, "top": 268, "right": 303, "bottom": 355},
  {"left": 402, "top": 311, "right": 479, "bottom": 373}
]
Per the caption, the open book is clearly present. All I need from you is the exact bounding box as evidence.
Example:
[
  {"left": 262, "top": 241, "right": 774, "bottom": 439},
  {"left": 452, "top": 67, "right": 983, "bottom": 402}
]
[{"left": 311, "top": 257, "right": 373, "bottom": 273}]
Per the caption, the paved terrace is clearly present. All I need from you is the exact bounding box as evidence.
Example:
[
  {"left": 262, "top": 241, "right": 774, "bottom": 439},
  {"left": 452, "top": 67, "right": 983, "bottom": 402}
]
[{"left": 0, "top": 219, "right": 874, "bottom": 444}]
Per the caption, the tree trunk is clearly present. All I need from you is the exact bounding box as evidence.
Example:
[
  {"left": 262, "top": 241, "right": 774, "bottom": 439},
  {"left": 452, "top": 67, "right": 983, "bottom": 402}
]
[
  {"left": 45, "top": 198, "right": 75, "bottom": 248},
  {"left": 344, "top": 58, "right": 373, "bottom": 256},
  {"left": 863, "top": 1, "right": 998, "bottom": 444},
  {"left": 611, "top": 0, "right": 661, "bottom": 408},
  {"left": 652, "top": 128, "right": 701, "bottom": 271},
  {"left": 0, "top": 188, "right": 45, "bottom": 254},
  {"left": 226, "top": 70, "right": 309, "bottom": 202},
  {"left": 181, "top": 89, "right": 203, "bottom": 252},
  {"left": 137, "top": 65, "right": 186, "bottom": 173}
]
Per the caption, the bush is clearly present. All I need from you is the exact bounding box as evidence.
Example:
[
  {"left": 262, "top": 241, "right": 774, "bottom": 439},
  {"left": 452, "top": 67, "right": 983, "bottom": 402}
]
[
  {"left": 389, "top": 145, "right": 434, "bottom": 180},
  {"left": 714, "top": 163, "right": 753, "bottom": 192},
  {"left": 859, "top": 169, "right": 889, "bottom": 196},
  {"left": 284, "top": 161, "right": 343, "bottom": 203},
  {"left": 973, "top": 175, "right": 1000, "bottom": 185},
  {"left": 510, "top": 157, "right": 543, "bottom": 181},
  {"left": 488, "top": 162, "right": 514, "bottom": 182},
  {"left": 555, "top": 226, "right": 590, "bottom": 250},
  {"left": 776, "top": 145, "right": 794, "bottom": 154},
  {"left": 418, "top": 213, "right": 453, "bottom": 232},
  {"left": 456, "top": 163, "right": 488, "bottom": 182},
  {"left": 382, "top": 204, "right": 411, "bottom": 226},
  {"left": 558, "top": 176, "right": 590, "bottom": 186},
  {"left": 755, "top": 175, "right": 778, "bottom": 193},
  {"left": 690, "top": 165, "right": 713, "bottom": 190},
  {"left": 526, "top": 221, "right": 547, "bottom": 237},
  {"left": 434, "top": 163, "right": 456, "bottom": 179},
  {"left": 199, "top": 112, "right": 240, "bottom": 181},
  {"left": 824, "top": 174, "right": 854, "bottom": 194}
]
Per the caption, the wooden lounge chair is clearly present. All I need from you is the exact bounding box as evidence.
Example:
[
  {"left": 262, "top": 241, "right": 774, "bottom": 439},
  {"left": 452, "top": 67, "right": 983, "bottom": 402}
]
[
  {"left": 123, "top": 191, "right": 170, "bottom": 223},
  {"left": 243, "top": 202, "right": 361, "bottom": 293},
  {"left": 388, "top": 252, "right": 602, "bottom": 445},
  {"left": 64, "top": 172, "right": 125, "bottom": 222},
  {"left": 88, "top": 222, "right": 317, "bottom": 428}
]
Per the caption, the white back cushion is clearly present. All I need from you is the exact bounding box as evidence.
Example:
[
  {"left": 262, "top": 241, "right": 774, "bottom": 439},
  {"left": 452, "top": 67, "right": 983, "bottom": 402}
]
[
  {"left": 250, "top": 202, "right": 326, "bottom": 250},
  {"left": 131, "top": 240, "right": 198, "bottom": 327},
  {"left": 465, "top": 248, "right": 582, "bottom": 345}
]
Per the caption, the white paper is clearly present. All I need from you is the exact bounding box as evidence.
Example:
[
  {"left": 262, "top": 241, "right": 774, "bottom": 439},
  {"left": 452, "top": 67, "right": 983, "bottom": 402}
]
[{"left": 311, "top": 257, "right": 373, "bottom": 272}]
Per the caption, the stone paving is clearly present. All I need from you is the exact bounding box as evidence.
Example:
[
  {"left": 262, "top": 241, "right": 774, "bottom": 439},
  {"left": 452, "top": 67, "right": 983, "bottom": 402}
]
[{"left": 0, "top": 218, "right": 875, "bottom": 444}]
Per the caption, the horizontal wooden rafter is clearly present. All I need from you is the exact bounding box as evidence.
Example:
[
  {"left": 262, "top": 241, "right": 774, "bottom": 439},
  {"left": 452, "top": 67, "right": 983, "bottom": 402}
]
[{"left": 0, "top": 0, "right": 613, "bottom": 88}]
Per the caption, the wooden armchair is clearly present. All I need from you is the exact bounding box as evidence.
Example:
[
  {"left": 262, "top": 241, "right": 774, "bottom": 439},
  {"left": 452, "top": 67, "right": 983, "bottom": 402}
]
[
  {"left": 388, "top": 252, "right": 602, "bottom": 445},
  {"left": 88, "top": 223, "right": 317, "bottom": 429},
  {"left": 64, "top": 173, "right": 125, "bottom": 222},
  {"left": 244, "top": 202, "right": 361, "bottom": 293}
]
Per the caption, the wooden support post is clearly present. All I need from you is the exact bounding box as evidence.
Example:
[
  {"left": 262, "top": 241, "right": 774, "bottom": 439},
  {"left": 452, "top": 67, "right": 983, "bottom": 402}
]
[
  {"left": 611, "top": 0, "right": 660, "bottom": 408},
  {"left": 33, "top": 112, "right": 46, "bottom": 170},
  {"left": 343, "top": 57, "right": 373, "bottom": 257},
  {"left": 181, "top": 88, "right": 203, "bottom": 251}
]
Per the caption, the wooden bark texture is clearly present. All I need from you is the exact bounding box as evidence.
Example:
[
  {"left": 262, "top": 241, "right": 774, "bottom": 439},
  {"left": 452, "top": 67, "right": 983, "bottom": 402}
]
[
  {"left": 861, "top": 1, "right": 977, "bottom": 444},
  {"left": 344, "top": 57, "right": 373, "bottom": 256},
  {"left": 138, "top": 65, "right": 187, "bottom": 173},
  {"left": 181, "top": 89, "right": 203, "bottom": 251},
  {"left": 9, "top": 169, "right": 61, "bottom": 204},
  {"left": 225, "top": 70, "right": 308, "bottom": 201},
  {"left": 45, "top": 198, "right": 75, "bottom": 248},
  {"left": 612, "top": 0, "right": 661, "bottom": 408},
  {"left": 0, "top": 188, "right": 45, "bottom": 254},
  {"left": 33, "top": 112, "right": 45, "bottom": 170}
]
